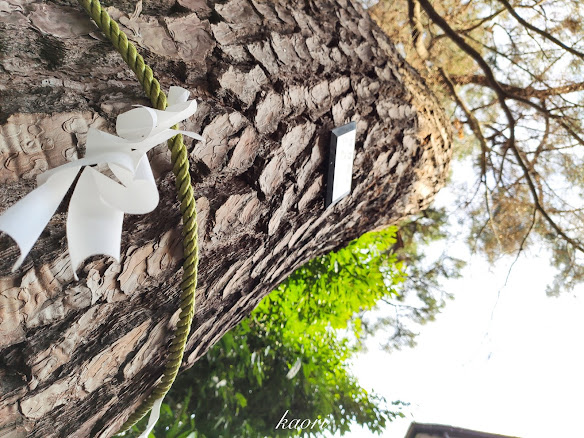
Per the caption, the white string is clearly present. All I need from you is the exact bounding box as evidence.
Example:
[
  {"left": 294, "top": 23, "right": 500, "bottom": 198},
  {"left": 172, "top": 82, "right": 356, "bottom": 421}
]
[{"left": 137, "top": 397, "right": 164, "bottom": 438}]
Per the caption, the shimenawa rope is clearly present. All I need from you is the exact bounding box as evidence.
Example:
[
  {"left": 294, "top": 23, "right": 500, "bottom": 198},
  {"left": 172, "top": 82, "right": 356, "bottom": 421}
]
[{"left": 76, "top": 0, "right": 199, "bottom": 433}]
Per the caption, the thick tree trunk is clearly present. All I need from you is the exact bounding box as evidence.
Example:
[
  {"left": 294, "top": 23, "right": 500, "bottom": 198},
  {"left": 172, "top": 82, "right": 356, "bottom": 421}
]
[{"left": 0, "top": 0, "right": 451, "bottom": 436}]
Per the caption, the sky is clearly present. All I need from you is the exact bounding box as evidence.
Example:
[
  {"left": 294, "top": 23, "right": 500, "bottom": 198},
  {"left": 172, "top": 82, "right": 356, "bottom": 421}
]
[
  {"left": 341, "top": 169, "right": 584, "bottom": 438},
  {"left": 348, "top": 251, "right": 584, "bottom": 438}
]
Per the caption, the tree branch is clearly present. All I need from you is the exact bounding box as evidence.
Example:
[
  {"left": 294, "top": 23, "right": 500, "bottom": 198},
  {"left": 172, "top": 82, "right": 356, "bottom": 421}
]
[
  {"left": 497, "top": 0, "right": 584, "bottom": 60},
  {"left": 408, "top": 0, "right": 429, "bottom": 60},
  {"left": 439, "top": 68, "right": 489, "bottom": 176},
  {"left": 450, "top": 74, "right": 584, "bottom": 99}
]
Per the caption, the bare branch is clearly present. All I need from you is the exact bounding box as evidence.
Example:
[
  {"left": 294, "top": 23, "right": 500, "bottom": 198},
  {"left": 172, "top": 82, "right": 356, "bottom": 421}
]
[
  {"left": 459, "top": 9, "right": 505, "bottom": 34},
  {"left": 503, "top": 207, "right": 538, "bottom": 287},
  {"left": 439, "top": 68, "right": 489, "bottom": 176},
  {"left": 450, "top": 75, "right": 584, "bottom": 99},
  {"left": 529, "top": 111, "right": 550, "bottom": 168},
  {"left": 497, "top": 0, "right": 584, "bottom": 60}
]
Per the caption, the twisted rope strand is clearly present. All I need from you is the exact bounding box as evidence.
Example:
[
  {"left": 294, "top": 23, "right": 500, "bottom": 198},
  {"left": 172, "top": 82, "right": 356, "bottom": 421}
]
[{"left": 77, "top": 0, "right": 199, "bottom": 433}]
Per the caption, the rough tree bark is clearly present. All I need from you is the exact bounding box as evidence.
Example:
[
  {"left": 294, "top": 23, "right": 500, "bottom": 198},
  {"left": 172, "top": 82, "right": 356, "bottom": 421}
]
[{"left": 0, "top": 0, "right": 451, "bottom": 436}]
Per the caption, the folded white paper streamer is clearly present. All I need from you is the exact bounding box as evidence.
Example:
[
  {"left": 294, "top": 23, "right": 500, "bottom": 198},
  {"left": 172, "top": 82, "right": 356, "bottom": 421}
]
[
  {"left": 137, "top": 396, "right": 164, "bottom": 438},
  {"left": 0, "top": 86, "right": 203, "bottom": 279}
]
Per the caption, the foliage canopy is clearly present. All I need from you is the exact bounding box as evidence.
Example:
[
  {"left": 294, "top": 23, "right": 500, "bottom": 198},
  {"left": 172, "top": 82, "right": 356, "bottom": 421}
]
[{"left": 370, "top": 0, "right": 584, "bottom": 294}]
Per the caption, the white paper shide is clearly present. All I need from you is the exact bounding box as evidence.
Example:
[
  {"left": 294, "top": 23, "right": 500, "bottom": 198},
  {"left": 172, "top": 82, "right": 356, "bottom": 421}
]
[{"left": 0, "top": 86, "right": 202, "bottom": 279}]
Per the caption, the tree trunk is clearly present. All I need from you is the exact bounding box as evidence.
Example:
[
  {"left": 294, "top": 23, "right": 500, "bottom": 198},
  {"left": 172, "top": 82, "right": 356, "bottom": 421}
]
[{"left": 0, "top": 0, "right": 451, "bottom": 436}]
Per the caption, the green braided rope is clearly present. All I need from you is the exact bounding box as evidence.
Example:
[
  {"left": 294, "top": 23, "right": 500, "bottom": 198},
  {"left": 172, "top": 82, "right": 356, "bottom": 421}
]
[{"left": 76, "top": 0, "right": 199, "bottom": 433}]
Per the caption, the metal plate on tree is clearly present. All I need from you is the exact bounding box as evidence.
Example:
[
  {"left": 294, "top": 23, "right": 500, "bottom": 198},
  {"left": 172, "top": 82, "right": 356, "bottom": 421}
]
[{"left": 326, "top": 121, "right": 356, "bottom": 207}]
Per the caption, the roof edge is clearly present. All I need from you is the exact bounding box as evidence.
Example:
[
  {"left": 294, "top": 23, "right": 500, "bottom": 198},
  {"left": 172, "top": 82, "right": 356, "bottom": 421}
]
[{"left": 405, "top": 422, "right": 522, "bottom": 438}]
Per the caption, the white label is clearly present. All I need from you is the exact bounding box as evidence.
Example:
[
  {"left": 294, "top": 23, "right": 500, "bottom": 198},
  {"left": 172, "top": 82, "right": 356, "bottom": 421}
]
[{"left": 331, "top": 128, "right": 356, "bottom": 204}]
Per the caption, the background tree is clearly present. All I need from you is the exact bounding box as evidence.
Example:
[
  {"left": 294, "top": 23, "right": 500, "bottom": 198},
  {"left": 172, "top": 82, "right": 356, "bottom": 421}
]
[
  {"left": 361, "top": 207, "right": 465, "bottom": 351},
  {"left": 122, "top": 227, "right": 407, "bottom": 438},
  {"left": 370, "top": 0, "right": 584, "bottom": 295},
  {"left": 0, "top": 0, "right": 450, "bottom": 436}
]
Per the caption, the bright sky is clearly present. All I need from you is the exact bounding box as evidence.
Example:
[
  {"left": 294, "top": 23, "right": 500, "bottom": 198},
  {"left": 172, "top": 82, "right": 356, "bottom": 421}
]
[
  {"left": 342, "top": 167, "right": 584, "bottom": 438},
  {"left": 348, "top": 250, "right": 584, "bottom": 438}
]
